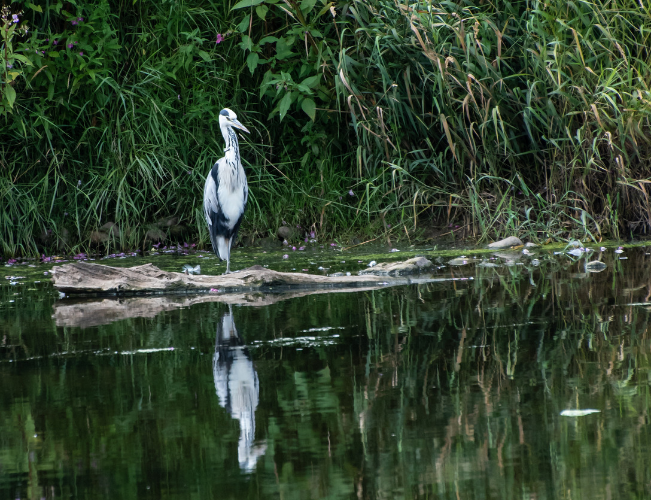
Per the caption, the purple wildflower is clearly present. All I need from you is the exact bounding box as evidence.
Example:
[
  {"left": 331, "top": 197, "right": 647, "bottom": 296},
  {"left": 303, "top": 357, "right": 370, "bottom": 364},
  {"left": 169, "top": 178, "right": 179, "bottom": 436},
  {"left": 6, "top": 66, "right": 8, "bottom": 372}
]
[
  {"left": 71, "top": 20, "right": 78, "bottom": 25},
  {"left": 53, "top": 40, "right": 58, "bottom": 45},
  {"left": 330, "top": 243, "right": 336, "bottom": 247},
  {"left": 292, "top": 246, "right": 296, "bottom": 251},
  {"left": 6, "top": 64, "right": 12, "bottom": 69},
  {"left": 215, "top": 33, "right": 223, "bottom": 44},
  {"left": 8, "top": 258, "right": 17, "bottom": 264},
  {"left": 209, "top": 288, "right": 219, "bottom": 293},
  {"left": 282, "top": 254, "right": 289, "bottom": 259},
  {"left": 348, "top": 189, "right": 354, "bottom": 196},
  {"left": 67, "top": 43, "right": 73, "bottom": 49},
  {"left": 12, "top": 14, "right": 19, "bottom": 23},
  {"left": 310, "top": 231, "right": 315, "bottom": 239},
  {"left": 77, "top": 17, "right": 84, "bottom": 22},
  {"left": 79, "top": 52, "right": 83, "bottom": 56},
  {"left": 298, "top": 246, "right": 305, "bottom": 251}
]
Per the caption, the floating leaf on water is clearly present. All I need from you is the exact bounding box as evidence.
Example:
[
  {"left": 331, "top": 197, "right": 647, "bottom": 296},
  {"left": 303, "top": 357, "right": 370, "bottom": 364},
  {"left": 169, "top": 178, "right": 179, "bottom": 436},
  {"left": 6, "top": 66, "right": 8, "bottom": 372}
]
[
  {"left": 560, "top": 409, "right": 600, "bottom": 417},
  {"left": 585, "top": 261, "right": 607, "bottom": 272},
  {"left": 477, "top": 261, "right": 500, "bottom": 268}
]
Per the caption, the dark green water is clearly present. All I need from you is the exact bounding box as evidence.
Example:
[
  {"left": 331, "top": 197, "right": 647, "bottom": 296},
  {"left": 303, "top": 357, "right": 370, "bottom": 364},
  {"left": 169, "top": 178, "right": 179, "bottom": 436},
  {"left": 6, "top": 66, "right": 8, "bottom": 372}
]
[{"left": 1, "top": 245, "right": 650, "bottom": 499}]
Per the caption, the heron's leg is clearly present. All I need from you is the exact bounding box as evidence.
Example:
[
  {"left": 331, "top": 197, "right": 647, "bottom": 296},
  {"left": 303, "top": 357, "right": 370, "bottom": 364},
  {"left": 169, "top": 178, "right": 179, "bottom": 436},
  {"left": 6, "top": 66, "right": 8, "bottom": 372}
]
[{"left": 223, "top": 239, "right": 232, "bottom": 274}]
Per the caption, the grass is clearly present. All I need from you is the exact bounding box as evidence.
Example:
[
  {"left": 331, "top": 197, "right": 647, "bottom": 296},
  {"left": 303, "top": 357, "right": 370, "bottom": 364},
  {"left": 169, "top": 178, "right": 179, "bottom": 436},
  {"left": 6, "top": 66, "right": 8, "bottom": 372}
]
[{"left": 0, "top": 0, "right": 649, "bottom": 257}]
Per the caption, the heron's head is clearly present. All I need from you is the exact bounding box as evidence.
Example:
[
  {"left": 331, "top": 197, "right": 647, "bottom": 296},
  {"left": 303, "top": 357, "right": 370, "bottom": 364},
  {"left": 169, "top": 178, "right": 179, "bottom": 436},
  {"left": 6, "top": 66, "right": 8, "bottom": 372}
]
[{"left": 219, "top": 108, "right": 250, "bottom": 134}]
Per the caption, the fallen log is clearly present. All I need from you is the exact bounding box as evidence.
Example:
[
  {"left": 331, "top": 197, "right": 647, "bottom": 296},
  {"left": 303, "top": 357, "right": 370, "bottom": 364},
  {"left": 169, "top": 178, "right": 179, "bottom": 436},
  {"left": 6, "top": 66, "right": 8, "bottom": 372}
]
[{"left": 50, "top": 258, "right": 435, "bottom": 295}]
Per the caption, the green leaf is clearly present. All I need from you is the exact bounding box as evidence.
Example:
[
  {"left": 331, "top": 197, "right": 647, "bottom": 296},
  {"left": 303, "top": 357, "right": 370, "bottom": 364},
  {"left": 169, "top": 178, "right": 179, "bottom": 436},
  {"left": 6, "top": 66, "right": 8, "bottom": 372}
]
[
  {"left": 279, "top": 92, "right": 293, "bottom": 121},
  {"left": 48, "top": 52, "right": 60, "bottom": 58},
  {"left": 28, "top": 3, "right": 43, "bottom": 12},
  {"left": 301, "top": 97, "right": 316, "bottom": 121},
  {"left": 240, "top": 35, "right": 253, "bottom": 51},
  {"left": 5, "top": 85, "right": 16, "bottom": 108},
  {"left": 237, "top": 15, "right": 250, "bottom": 32},
  {"left": 301, "top": 74, "right": 320, "bottom": 88},
  {"left": 300, "top": 0, "right": 318, "bottom": 13},
  {"left": 259, "top": 36, "right": 278, "bottom": 45},
  {"left": 231, "top": 0, "right": 264, "bottom": 9},
  {"left": 246, "top": 52, "right": 260, "bottom": 74},
  {"left": 276, "top": 38, "right": 295, "bottom": 60},
  {"left": 197, "top": 50, "right": 212, "bottom": 62},
  {"left": 255, "top": 5, "right": 268, "bottom": 19}
]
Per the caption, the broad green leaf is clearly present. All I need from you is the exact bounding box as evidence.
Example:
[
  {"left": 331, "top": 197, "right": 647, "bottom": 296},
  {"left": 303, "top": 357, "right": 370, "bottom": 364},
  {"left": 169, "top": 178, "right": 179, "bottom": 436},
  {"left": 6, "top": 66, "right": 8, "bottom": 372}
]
[
  {"left": 275, "top": 38, "right": 295, "bottom": 60},
  {"left": 237, "top": 15, "right": 250, "bottom": 32},
  {"left": 279, "top": 92, "right": 293, "bottom": 121},
  {"left": 28, "top": 3, "right": 43, "bottom": 12},
  {"left": 246, "top": 52, "right": 260, "bottom": 74},
  {"left": 5, "top": 85, "right": 16, "bottom": 108},
  {"left": 7, "top": 72, "right": 20, "bottom": 82},
  {"left": 231, "top": 0, "right": 264, "bottom": 9},
  {"left": 300, "top": 0, "right": 318, "bottom": 13},
  {"left": 13, "top": 55, "right": 33, "bottom": 66},
  {"left": 301, "top": 97, "right": 316, "bottom": 121},
  {"left": 255, "top": 5, "right": 268, "bottom": 19},
  {"left": 197, "top": 50, "right": 211, "bottom": 62},
  {"left": 259, "top": 36, "right": 278, "bottom": 45},
  {"left": 301, "top": 74, "right": 320, "bottom": 88},
  {"left": 48, "top": 51, "right": 60, "bottom": 58},
  {"left": 240, "top": 35, "right": 253, "bottom": 51}
]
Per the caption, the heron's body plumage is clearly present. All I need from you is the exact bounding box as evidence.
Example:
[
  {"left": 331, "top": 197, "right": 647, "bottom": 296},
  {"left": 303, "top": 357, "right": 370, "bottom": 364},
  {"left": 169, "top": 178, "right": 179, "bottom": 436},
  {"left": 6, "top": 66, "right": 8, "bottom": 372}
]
[{"left": 203, "top": 109, "right": 249, "bottom": 273}]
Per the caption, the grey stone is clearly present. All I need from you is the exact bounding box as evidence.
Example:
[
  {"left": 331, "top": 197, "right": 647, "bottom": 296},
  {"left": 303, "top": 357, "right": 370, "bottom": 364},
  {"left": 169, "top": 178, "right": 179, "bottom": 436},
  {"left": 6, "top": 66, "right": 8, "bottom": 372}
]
[
  {"left": 487, "top": 236, "right": 523, "bottom": 249},
  {"left": 277, "top": 226, "right": 292, "bottom": 240}
]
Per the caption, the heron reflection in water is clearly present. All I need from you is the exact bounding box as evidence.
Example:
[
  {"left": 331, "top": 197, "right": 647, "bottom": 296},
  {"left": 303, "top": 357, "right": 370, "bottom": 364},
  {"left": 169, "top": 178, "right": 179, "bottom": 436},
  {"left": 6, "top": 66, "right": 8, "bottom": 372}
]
[{"left": 213, "top": 306, "right": 267, "bottom": 471}]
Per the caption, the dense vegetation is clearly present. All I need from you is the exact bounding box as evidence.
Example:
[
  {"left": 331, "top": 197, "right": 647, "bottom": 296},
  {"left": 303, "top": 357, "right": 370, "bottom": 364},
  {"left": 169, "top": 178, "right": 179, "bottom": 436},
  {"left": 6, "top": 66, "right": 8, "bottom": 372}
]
[{"left": 1, "top": 0, "right": 649, "bottom": 256}]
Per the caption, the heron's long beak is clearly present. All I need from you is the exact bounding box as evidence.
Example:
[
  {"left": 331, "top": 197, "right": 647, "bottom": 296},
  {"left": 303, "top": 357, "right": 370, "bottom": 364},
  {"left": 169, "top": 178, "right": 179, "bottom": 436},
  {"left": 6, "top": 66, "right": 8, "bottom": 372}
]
[{"left": 232, "top": 119, "right": 250, "bottom": 134}]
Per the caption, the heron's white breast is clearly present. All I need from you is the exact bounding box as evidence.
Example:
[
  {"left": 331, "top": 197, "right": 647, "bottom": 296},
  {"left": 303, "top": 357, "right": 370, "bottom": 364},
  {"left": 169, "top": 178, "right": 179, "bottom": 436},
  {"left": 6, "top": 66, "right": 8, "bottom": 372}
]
[{"left": 217, "top": 162, "right": 246, "bottom": 228}]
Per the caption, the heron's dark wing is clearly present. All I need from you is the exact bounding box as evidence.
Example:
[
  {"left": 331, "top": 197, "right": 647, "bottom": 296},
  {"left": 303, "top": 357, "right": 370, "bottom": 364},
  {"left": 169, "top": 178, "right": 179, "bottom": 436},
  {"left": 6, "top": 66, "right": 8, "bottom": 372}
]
[{"left": 204, "top": 159, "right": 229, "bottom": 255}]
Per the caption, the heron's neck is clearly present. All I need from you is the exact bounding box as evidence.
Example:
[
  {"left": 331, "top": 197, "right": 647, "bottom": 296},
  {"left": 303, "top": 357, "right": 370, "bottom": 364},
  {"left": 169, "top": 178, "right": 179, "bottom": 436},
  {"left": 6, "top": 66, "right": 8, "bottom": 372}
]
[{"left": 221, "top": 125, "right": 240, "bottom": 161}]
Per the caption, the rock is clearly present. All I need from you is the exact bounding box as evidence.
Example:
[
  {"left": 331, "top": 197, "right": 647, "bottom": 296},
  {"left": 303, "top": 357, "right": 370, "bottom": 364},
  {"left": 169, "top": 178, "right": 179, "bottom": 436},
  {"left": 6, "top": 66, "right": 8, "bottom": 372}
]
[
  {"left": 145, "top": 228, "right": 166, "bottom": 242},
  {"left": 488, "top": 236, "right": 523, "bottom": 249},
  {"left": 525, "top": 242, "right": 538, "bottom": 248},
  {"left": 56, "top": 228, "right": 70, "bottom": 251},
  {"left": 99, "top": 222, "right": 120, "bottom": 237},
  {"left": 169, "top": 224, "right": 187, "bottom": 238},
  {"left": 585, "top": 261, "right": 607, "bottom": 272},
  {"left": 277, "top": 226, "right": 292, "bottom": 240},
  {"left": 157, "top": 216, "right": 179, "bottom": 228},
  {"left": 359, "top": 257, "right": 434, "bottom": 276},
  {"left": 90, "top": 230, "right": 109, "bottom": 244},
  {"left": 260, "top": 237, "right": 282, "bottom": 249},
  {"left": 477, "top": 261, "right": 500, "bottom": 268}
]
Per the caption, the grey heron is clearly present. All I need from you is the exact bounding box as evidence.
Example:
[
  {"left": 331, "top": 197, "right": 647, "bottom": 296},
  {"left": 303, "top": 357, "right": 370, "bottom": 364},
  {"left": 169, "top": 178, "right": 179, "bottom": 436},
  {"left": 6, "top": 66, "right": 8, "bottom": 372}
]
[{"left": 203, "top": 108, "right": 250, "bottom": 274}]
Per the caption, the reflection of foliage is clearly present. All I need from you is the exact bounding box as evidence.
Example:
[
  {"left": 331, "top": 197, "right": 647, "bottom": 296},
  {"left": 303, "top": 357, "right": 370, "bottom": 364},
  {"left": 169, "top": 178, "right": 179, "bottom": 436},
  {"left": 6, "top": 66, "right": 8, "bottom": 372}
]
[{"left": 0, "top": 249, "right": 649, "bottom": 499}]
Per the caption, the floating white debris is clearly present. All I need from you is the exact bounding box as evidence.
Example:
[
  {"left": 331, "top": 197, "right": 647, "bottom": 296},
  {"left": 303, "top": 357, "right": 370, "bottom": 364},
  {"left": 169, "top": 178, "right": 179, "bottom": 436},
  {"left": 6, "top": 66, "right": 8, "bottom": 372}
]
[
  {"left": 368, "top": 261, "right": 377, "bottom": 267},
  {"left": 346, "top": 272, "right": 351, "bottom": 276},
  {"left": 389, "top": 248, "right": 400, "bottom": 252},
  {"left": 560, "top": 409, "right": 600, "bottom": 417},
  {"left": 120, "top": 347, "right": 175, "bottom": 355},
  {"left": 182, "top": 264, "right": 201, "bottom": 275},
  {"left": 447, "top": 257, "right": 469, "bottom": 266},
  {"left": 614, "top": 248, "right": 624, "bottom": 254},
  {"left": 567, "top": 248, "right": 584, "bottom": 257}
]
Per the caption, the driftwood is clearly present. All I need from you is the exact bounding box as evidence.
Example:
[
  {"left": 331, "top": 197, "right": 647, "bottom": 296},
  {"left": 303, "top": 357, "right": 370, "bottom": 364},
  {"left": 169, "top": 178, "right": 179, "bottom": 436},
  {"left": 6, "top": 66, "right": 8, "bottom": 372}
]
[
  {"left": 51, "top": 258, "right": 435, "bottom": 295},
  {"left": 52, "top": 285, "right": 387, "bottom": 328}
]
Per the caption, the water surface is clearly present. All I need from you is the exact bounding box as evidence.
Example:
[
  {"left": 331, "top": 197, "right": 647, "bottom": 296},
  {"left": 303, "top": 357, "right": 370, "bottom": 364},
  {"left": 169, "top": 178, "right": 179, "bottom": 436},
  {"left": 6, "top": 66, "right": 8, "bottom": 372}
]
[{"left": 1, "top": 245, "right": 649, "bottom": 499}]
